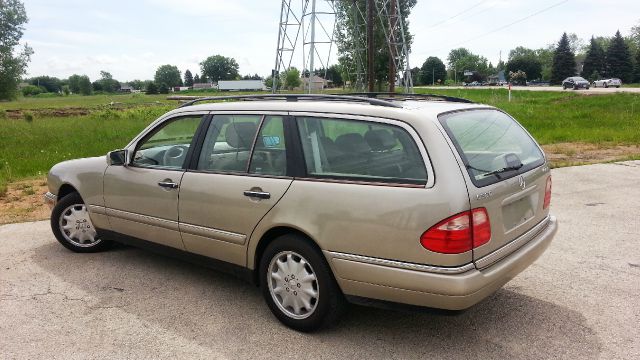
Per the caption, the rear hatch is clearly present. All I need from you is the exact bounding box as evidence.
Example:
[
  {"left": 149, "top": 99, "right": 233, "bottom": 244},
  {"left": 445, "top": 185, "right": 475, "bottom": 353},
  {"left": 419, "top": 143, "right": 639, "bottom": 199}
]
[{"left": 439, "top": 109, "right": 551, "bottom": 264}]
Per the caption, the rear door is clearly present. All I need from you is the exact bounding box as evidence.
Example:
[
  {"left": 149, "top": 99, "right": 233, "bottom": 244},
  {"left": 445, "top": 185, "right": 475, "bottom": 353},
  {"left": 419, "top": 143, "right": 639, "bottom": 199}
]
[
  {"left": 178, "top": 113, "right": 293, "bottom": 266},
  {"left": 439, "top": 109, "right": 551, "bottom": 262}
]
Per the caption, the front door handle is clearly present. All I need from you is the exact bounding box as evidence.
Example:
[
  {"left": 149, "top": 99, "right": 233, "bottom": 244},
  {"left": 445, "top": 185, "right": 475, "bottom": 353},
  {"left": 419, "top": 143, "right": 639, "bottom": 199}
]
[
  {"left": 158, "top": 181, "right": 179, "bottom": 189},
  {"left": 243, "top": 190, "right": 271, "bottom": 199}
]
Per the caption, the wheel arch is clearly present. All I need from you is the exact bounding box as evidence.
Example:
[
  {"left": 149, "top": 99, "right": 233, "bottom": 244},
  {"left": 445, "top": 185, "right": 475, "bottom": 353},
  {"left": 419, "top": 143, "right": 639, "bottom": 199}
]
[
  {"left": 57, "top": 183, "right": 81, "bottom": 201},
  {"left": 250, "top": 225, "right": 324, "bottom": 285}
]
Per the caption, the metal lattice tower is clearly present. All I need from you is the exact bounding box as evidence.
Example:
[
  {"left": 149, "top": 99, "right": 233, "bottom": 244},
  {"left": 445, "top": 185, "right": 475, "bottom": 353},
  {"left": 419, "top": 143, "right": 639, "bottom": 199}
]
[{"left": 272, "top": 0, "right": 412, "bottom": 93}]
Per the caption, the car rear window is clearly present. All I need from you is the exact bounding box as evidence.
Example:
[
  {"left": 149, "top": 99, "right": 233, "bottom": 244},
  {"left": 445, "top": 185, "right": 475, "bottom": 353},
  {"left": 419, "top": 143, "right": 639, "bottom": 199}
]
[{"left": 439, "top": 109, "right": 545, "bottom": 187}]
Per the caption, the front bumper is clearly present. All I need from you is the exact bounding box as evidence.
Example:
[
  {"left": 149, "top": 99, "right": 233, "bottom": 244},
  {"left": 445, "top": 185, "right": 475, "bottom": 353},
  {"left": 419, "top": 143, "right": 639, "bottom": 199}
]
[
  {"left": 325, "top": 216, "right": 558, "bottom": 310},
  {"left": 44, "top": 192, "right": 57, "bottom": 209}
]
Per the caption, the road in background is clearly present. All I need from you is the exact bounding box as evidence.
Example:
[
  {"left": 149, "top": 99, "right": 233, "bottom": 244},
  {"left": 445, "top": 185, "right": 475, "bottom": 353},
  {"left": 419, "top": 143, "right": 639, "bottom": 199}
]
[
  {"left": 1, "top": 161, "right": 639, "bottom": 359},
  {"left": 417, "top": 85, "right": 640, "bottom": 94}
]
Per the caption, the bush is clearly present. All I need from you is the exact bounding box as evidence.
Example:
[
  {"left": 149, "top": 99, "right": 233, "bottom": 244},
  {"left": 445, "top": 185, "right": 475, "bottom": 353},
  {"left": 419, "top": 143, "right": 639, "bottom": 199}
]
[
  {"left": 62, "top": 85, "right": 70, "bottom": 95},
  {"left": 509, "top": 70, "right": 528, "bottom": 85},
  {"left": 23, "top": 111, "right": 34, "bottom": 122},
  {"left": 21, "top": 85, "right": 44, "bottom": 96},
  {"left": 34, "top": 92, "right": 63, "bottom": 98}
]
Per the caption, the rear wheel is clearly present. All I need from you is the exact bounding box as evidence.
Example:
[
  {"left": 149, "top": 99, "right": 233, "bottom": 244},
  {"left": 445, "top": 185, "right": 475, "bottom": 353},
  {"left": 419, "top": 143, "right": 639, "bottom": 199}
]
[
  {"left": 259, "top": 233, "right": 346, "bottom": 332},
  {"left": 51, "top": 192, "right": 110, "bottom": 253}
]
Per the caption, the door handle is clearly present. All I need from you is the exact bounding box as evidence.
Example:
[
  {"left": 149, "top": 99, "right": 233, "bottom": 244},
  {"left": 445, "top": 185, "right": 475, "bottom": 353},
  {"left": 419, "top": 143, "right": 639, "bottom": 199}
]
[
  {"left": 243, "top": 190, "right": 271, "bottom": 199},
  {"left": 158, "top": 181, "right": 179, "bottom": 189}
]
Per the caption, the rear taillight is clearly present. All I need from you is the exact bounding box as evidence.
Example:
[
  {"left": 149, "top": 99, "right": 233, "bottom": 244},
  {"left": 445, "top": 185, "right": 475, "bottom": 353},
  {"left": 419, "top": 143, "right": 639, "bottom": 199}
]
[
  {"left": 420, "top": 208, "right": 492, "bottom": 254},
  {"left": 543, "top": 176, "right": 552, "bottom": 209}
]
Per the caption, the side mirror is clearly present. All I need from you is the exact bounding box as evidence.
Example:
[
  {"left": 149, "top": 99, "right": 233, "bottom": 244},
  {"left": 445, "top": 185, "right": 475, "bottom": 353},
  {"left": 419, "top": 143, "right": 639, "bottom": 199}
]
[{"left": 107, "top": 149, "right": 128, "bottom": 166}]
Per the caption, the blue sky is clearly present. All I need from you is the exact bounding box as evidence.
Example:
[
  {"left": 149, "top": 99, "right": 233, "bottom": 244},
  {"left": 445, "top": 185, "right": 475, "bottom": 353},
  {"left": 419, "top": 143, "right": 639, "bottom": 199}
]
[{"left": 21, "top": 0, "right": 640, "bottom": 81}]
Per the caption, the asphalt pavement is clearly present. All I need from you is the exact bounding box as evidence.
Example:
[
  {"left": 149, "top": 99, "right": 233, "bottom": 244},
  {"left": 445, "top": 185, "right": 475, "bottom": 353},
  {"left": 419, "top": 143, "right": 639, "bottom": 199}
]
[{"left": 1, "top": 161, "right": 639, "bottom": 359}]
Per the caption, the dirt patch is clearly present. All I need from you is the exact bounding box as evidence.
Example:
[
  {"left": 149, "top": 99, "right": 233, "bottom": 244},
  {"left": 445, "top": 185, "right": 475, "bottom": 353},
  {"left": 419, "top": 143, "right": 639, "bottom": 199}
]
[
  {"left": 0, "top": 178, "right": 49, "bottom": 225},
  {"left": 543, "top": 143, "right": 640, "bottom": 167}
]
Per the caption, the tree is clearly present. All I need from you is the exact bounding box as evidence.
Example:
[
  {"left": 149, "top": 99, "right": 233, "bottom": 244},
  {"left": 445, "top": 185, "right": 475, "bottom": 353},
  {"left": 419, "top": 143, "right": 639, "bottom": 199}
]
[
  {"left": 447, "top": 48, "right": 490, "bottom": 82},
  {"left": 325, "top": 64, "right": 344, "bottom": 87},
  {"left": 606, "top": 30, "right": 634, "bottom": 83},
  {"left": 200, "top": 73, "right": 208, "bottom": 83},
  {"left": 551, "top": 33, "right": 576, "bottom": 85},
  {"left": 68, "top": 74, "right": 82, "bottom": 94},
  {"left": 0, "top": 0, "right": 33, "bottom": 100},
  {"left": 581, "top": 37, "right": 606, "bottom": 80},
  {"left": 193, "top": 74, "right": 201, "bottom": 83},
  {"left": 21, "top": 85, "right": 43, "bottom": 96},
  {"left": 505, "top": 47, "right": 542, "bottom": 81},
  {"left": 146, "top": 82, "right": 158, "bottom": 94},
  {"left": 154, "top": 65, "right": 182, "bottom": 88},
  {"left": 635, "top": 48, "right": 640, "bottom": 83},
  {"left": 630, "top": 20, "right": 640, "bottom": 47},
  {"left": 334, "top": 0, "right": 417, "bottom": 89},
  {"left": 200, "top": 55, "right": 239, "bottom": 82},
  {"left": 78, "top": 75, "right": 92, "bottom": 95},
  {"left": 96, "top": 71, "right": 120, "bottom": 93},
  {"left": 536, "top": 46, "right": 555, "bottom": 81},
  {"left": 282, "top": 67, "right": 301, "bottom": 90},
  {"left": 128, "top": 79, "right": 150, "bottom": 91},
  {"left": 62, "top": 85, "right": 70, "bottom": 96},
  {"left": 184, "top": 69, "right": 194, "bottom": 87},
  {"left": 264, "top": 74, "right": 281, "bottom": 89},
  {"left": 158, "top": 83, "right": 169, "bottom": 94},
  {"left": 29, "top": 76, "right": 62, "bottom": 93},
  {"left": 419, "top": 57, "right": 447, "bottom": 85}
]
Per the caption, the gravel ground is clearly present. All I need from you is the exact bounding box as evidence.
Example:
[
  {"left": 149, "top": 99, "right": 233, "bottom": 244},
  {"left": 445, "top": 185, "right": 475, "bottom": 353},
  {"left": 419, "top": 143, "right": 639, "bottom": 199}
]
[{"left": 1, "top": 161, "right": 639, "bottom": 360}]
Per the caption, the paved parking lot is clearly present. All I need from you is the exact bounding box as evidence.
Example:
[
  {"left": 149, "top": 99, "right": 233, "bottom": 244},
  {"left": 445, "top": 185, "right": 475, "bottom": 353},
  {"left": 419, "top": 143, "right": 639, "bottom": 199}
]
[{"left": 1, "top": 161, "right": 639, "bottom": 359}]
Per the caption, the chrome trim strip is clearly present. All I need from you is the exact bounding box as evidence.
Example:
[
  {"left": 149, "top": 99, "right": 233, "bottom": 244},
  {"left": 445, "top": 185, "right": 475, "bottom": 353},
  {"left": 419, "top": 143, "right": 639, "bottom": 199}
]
[
  {"left": 44, "top": 192, "right": 57, "bottom": 209},
  {"left": 105, "top": 208, "right": 179, "bottom": 231},
  {"left": 327, "top": 251, "right": 475, "bottom": 275},
  {"left": 179, "top": 223, "right": 246, "bottom": 245},
  {"left": 475, "top": 215, "right": 551, "bottom": 270},
  {"left": 87, "top": 204, "right": 107, "bottom": 215}
]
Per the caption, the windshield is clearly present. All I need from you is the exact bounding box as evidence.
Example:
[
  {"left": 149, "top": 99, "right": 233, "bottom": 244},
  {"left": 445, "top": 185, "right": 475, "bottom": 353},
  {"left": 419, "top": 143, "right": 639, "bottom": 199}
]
[
  {"left": 575, "top": 77, "right": 587, "bottom": 81},
  {"left": 439, "top": 109, "right": 545, "bottom": 187}
]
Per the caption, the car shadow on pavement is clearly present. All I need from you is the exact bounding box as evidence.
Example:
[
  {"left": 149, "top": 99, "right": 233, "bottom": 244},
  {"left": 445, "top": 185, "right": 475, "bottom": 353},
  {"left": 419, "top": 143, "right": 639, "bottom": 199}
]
[{"left": 32, "top": 242, "right": 601, "bottom": 359}]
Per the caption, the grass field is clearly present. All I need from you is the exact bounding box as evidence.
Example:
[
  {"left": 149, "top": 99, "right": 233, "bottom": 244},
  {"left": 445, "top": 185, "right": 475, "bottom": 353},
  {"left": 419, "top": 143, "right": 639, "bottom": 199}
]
[{"left": 1, "top": 89, "right": 640, "bottom": 198}]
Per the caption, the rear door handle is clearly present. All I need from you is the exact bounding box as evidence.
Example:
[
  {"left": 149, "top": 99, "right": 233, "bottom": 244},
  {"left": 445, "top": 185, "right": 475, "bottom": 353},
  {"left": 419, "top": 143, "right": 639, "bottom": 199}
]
[
  {"left": 158, "top": 181, "right": 179, "bottom": 189},
  {"left": 243, "top": 190, "right": 271, "bottom": 199}
]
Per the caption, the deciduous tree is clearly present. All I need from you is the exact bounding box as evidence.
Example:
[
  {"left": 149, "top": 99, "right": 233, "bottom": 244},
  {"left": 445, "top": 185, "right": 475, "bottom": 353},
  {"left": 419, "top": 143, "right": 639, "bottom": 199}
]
[
  {"left": 0, "top": 0, "right": 33, "bottom": 100},
  {"left": 154, "top": 65, "right": 182, "bottom": 88},
  {"left": 419, "top": 57, "right": 447, "bottom": 85},
  {"left": 146, "top": 82, "right": 158, "bottom": 94},
  {"left": 78, "top": 75, "right": 92, "bottom": 95},
  {"left": 200, "top": 55, "right": 239, "bottom": 82}
]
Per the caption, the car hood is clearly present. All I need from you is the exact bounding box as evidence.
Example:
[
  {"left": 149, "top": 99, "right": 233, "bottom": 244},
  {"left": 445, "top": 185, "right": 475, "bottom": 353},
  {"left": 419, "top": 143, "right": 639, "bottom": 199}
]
[{"left": 47, "top": 156, "right": 108, "bottom": 195}]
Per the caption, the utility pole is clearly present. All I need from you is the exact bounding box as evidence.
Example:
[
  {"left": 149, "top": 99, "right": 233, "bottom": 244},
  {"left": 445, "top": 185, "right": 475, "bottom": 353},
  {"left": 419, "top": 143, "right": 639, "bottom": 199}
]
[
  {"left": 388, "top": 0, "right": 397, "bottom": 93},
  {"left": 308, "top": 0, "right": 317, "bottom": 94},
  {"left": 367, "top": 0, "right": 374, "bottom": 92}
]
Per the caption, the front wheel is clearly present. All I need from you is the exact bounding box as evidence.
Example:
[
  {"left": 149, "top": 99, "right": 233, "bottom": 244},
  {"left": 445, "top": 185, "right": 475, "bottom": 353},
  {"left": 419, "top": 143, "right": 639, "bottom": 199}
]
[
  {"left": 259, "top": 234, "right": 346, "bottom": 332},
  {"left": 51, "top": 192, "right": 110, "bottom": 253}
]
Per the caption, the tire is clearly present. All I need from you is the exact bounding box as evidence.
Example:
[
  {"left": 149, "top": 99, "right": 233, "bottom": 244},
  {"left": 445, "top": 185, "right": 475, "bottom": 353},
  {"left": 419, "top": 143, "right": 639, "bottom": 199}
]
[
  {"left": 259, "top": 233, "right": 346, "bottom": 332},
  {"left": 563, "top": 85, "right": 567, "bottom": 90},
  {"left": 50, "top": 192, "right": 111, "bottom": 253},
  {"left": 604, "top": 83, "right": 608, "bottom": 88}
]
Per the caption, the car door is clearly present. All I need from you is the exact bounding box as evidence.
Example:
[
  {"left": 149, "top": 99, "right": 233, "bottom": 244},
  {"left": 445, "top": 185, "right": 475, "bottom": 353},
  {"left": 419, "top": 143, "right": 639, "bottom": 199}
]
[
  {"left": 103, "top": 114, "right": 206, "bottom": 250},
  {"left": 178, "top": 113, "right": 293, "bottom": 266}
]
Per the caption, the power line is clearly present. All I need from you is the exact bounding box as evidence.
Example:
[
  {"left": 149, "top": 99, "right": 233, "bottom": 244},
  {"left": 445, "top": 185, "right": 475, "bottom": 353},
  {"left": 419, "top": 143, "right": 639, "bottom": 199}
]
[{"left": 425, "top": 0, "right": 488, "bottom": 29}]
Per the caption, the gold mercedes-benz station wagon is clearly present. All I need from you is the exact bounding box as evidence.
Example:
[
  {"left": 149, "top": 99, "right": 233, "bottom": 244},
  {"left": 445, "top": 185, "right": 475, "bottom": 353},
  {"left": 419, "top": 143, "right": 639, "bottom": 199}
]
[{"left": 45, "top": 93, "right": 557, "bottom": 331}]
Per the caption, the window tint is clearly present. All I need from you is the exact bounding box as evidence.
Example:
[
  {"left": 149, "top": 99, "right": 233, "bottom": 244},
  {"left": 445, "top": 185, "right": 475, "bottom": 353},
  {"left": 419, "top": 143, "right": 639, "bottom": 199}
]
[
  {"left": 439, "top": 109, "right": 545, "bottom": 187},
  {"left": 197, "top": 115, "right": 262, "bottom": 172},
  {"left": 132, "top": 116, "right": 202, "bottom": 169},
  {"left": 249, "top": 116, "right": 287, "bottom": 176},
  {"left": 296, "top": 117, "right": 427, "bottom": 184}
]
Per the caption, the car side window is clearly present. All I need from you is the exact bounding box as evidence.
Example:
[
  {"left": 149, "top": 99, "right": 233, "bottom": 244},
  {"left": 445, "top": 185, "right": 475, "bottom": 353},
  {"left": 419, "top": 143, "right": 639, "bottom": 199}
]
[
  {"left": 249, "top": 116, "right": 287, "bottom": 176},
  {"left": 296, "top": 117, "right": 427, "bottom": 184},
  {"left": 196, "top": 115, "right": 262, "bottom": 172},
  {"left": 132, "top": 116, "right": 202, "bottom": 169}
]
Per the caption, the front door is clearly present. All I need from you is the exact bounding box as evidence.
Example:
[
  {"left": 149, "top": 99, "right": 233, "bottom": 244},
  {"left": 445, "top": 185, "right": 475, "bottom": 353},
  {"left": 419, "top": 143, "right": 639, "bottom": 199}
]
[
  {"left": 178, "top": 114, "right": 293, "bottom": 265},
  {"left": 103, "top": 115, "right": 204, "bottom": 249}
]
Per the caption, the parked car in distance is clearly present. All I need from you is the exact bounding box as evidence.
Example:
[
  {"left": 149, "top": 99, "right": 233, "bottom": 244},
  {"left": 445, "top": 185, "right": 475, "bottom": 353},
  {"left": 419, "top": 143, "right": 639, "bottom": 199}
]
[
  {"left": 526, "top": 80, "right": 550, "bottom": 86},
  {"left": 45, "top": 93, "right": 558, "bottom": 332},
  {"left": 592, "top": 78, "right": 622, "bottom": 88},
  {"left": 562, "top": 77, "right": 590, "bottom": 90}
]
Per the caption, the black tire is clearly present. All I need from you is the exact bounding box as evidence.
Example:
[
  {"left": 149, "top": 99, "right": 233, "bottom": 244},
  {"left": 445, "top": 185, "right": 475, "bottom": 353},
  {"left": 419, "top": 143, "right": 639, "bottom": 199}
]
[
  {"left": 563, "top": 85, "right": 567, "bottom": 90},
  {"left": 259, "top": 233, "right": 346, "bottom": 332},
  {"left": 51, "top": 192, "right": 111, "bottom": 253},
  {"left": 604, "top": 83, "right": 608, "bottom": 88}
]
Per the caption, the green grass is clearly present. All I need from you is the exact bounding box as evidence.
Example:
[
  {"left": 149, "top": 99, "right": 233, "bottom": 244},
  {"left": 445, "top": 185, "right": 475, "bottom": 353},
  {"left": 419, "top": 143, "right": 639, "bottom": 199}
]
[
  {"left": 0, "top": 89, "right": 639, "bottom": 190},
  {"left": 414, "top": 88, "right": 640, "bottom": 144}
]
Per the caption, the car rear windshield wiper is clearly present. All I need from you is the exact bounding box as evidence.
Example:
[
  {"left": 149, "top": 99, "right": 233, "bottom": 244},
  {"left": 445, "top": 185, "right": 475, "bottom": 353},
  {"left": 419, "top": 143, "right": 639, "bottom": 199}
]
[{"left": 481, "top": 164, "right": 523, "bottom": 178}]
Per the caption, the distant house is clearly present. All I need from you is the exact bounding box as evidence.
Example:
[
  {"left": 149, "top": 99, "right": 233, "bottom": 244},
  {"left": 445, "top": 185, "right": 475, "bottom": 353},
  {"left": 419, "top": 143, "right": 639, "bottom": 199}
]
[
  {"left": 172, "top": 86, "right": 190, "bottom": 92},
  {"left": 302, "top": 75, "right": 329, "bottom": 90},
  {"left": 119, "top": 84, "right": 133, "bottom": 93},
  {"left": 487, "top": 70, "right": 506, "bottom": 84}
]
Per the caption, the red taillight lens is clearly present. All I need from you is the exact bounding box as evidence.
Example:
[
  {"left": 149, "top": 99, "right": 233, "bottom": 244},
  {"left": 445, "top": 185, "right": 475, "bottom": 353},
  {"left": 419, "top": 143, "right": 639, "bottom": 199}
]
[
  {"left": 420, "top": 208, "right": 492, "bottom": 254},
  {"left": 543, "top": 176, "right": 552, "bottom": 209}
]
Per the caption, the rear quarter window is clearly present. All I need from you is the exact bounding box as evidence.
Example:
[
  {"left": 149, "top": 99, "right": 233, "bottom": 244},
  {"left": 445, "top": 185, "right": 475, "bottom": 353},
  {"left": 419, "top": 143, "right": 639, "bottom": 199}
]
[{"left": 439, "top": 109, "right": 545, "bottom": 187}]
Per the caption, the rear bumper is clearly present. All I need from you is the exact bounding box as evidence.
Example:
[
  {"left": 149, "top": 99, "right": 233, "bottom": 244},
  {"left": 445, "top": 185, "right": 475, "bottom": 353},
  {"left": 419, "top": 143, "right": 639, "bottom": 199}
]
[
  {"left": 325, "top": 216, "right": 558, "bottom": 310},
  {"left": 44, "top": 192, "right": 57, "bottom": 209}
]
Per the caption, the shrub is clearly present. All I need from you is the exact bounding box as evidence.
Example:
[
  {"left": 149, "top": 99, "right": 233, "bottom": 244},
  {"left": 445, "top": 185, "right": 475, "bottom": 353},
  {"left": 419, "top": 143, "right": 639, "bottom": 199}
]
[
  {"left": 23, "top": 111, "right": 34, "bottom": 122},
  {"left": 21, "top": 85, "right": 44, "bottom": 96}
]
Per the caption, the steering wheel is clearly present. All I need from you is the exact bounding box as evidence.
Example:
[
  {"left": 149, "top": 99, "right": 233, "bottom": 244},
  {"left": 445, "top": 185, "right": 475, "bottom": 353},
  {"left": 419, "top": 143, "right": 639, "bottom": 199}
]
[{"left": 162, "top": 145, "right": 189, "bottom": 168}]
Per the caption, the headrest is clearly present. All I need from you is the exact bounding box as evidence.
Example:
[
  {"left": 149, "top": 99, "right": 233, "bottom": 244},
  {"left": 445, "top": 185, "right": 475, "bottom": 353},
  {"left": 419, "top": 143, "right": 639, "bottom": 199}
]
[
  {"left": 335, "top": 133, "right": 370, "bottom": 154},
  {"left": 365, "top": 129, "right": 397, "bottom": 151},
  {"left": 225, "top": 122, "right": 257, "bottom": 148}
]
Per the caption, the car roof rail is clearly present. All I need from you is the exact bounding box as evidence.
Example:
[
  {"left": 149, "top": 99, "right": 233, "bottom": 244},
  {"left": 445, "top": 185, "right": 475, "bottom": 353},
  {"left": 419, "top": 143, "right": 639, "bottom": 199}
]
[
  {"left": 167, "top": 94, "right": 403, "bottom": 108},
  {"left": 345, "top": 92, "right": 474, "bottom": 104}
]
